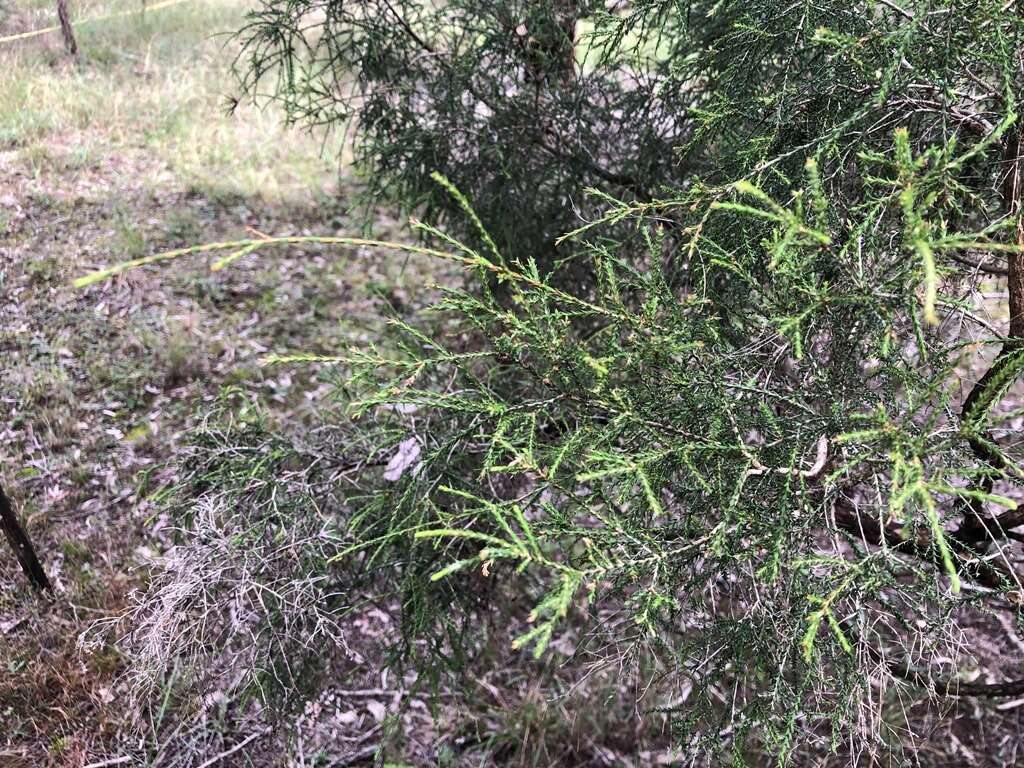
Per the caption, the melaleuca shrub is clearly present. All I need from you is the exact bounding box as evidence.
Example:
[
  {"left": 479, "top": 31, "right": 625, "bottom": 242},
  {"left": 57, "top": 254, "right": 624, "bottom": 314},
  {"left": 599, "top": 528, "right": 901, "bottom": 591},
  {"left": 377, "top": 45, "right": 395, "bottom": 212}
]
[
  {"left": 275, "top": 1, "right": 1024, "bottom": 760},
  {"left": 234, "top": 0, "right": 652, "bottom": 266},
  {"left": 330, "top": 141, "right": 1024, "bottom": 762}
]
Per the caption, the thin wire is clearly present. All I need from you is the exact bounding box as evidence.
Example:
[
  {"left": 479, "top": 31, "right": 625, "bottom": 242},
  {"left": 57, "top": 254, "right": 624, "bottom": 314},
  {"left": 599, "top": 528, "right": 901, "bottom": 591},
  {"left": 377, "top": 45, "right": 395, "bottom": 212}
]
[{"left": 0, "top": 0, "right": 194, "bottom": 47}]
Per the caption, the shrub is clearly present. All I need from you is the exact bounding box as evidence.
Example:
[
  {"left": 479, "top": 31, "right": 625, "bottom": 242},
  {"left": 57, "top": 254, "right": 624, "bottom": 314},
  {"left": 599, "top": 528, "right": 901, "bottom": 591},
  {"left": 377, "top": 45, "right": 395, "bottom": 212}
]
[
  {"left": 87, "top": 0, "right": 1024, "bottom": 764},
  {"left": 235, "top": 0, "right": 629, "bottom": 263}
]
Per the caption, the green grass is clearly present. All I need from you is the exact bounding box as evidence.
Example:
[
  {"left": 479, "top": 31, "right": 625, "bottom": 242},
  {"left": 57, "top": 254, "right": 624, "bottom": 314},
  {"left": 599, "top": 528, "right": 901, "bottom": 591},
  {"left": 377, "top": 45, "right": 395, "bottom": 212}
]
[{"left": 0, "top": 0, "right": 335, "bottom": 204}]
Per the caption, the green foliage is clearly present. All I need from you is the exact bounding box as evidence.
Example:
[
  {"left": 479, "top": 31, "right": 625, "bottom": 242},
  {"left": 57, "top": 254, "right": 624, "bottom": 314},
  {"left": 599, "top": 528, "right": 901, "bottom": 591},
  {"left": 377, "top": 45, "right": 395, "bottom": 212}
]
[
  {"left": 327, "top": 148, "right": 1019, "bottom": 758},
  {"left": 233, "top": 0, "right": 1024, "bottom": 271}
]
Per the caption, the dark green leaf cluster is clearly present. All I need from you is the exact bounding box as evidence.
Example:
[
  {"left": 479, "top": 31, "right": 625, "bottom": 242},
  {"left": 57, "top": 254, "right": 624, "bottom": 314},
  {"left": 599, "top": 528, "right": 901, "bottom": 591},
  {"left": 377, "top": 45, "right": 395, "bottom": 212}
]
[{"left": 235, "top": 0, "right": 1017, "bottom": 267}]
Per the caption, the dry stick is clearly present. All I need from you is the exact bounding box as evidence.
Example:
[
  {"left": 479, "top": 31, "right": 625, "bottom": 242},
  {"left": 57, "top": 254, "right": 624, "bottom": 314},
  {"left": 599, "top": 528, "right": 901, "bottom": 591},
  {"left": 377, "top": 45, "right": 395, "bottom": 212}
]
[
  {"left": 195, "top": 729, "right": 268, "bottom": 768},
  {"left": 56, "top": 0, "right": 78, "bottom": 56},
  {"left": 954, "top": 124, "right": 1024, "bottom": 547},
  {"left": 0, "top": 483, "right": 52, "bottom": 592},
  {"left": 82, "top": 757, "right": 132, "bottom": 768}
]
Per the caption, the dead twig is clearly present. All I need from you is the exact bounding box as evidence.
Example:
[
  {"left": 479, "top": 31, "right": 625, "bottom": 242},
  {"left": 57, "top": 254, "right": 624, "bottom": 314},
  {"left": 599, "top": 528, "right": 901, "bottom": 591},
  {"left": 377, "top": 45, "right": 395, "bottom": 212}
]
[
  {"left": 195, "top": 728, "right": 269, "bottom": 768},
  {"left": 0, "top": 482, "right": 51, "bottom": 592}
]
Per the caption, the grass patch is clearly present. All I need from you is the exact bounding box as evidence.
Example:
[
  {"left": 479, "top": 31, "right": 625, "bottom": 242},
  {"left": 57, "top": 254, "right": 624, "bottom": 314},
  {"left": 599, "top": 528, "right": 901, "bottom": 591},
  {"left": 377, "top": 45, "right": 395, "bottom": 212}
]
[{"left": 0, "top": 0, "right": 335, "bottom": 204}]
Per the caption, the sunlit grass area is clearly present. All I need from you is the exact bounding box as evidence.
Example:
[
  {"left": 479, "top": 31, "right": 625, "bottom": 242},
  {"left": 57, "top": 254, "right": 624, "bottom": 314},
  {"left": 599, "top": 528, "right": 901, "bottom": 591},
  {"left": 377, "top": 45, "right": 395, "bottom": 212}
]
[{"left": 0, "top": 0, "right": 336, "bottom": 204}]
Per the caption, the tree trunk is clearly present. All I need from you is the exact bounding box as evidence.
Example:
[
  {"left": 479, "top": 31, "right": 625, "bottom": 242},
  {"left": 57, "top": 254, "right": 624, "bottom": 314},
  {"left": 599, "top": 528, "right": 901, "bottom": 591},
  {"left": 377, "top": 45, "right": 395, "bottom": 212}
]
[
  {"left": 56, "top": 0, "right": 78, "bottom": 57},
  {"left": 522, "top": 0, "right": 578, "bottom": 85},
  {"left": 0, "top": 483, "right": 52, "bottom": 592},
  {"left": 952, "top": 119, "right": 1024, "bottom": 547}
]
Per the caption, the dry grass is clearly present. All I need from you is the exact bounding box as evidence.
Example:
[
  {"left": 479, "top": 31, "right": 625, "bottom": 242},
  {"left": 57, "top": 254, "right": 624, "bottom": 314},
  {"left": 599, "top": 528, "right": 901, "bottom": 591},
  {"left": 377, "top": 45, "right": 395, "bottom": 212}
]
[{"left": 0, "top": 0, "right": 337, "bottom": 204}]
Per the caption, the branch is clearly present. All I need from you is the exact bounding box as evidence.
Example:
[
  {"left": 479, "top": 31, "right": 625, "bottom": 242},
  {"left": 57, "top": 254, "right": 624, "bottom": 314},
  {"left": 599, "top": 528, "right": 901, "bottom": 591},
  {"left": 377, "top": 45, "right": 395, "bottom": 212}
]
[
  {"left": 868, "top": 642, "right": 1024, "bottom": 697},
  {"left": 832, "top": 499, "right": 1013, "bottom": 591},
  {"left": 0, "top": 482, "right": 51, "bottom": 592},
  {"left": 379, "top": 0, "right": 435, "bottom": 55},
  {"left": 534, "top": 132, "right": 652, "bottom": 201},
  {"left": 947, "top": 251, "right": 1009, "bottom": 276}
]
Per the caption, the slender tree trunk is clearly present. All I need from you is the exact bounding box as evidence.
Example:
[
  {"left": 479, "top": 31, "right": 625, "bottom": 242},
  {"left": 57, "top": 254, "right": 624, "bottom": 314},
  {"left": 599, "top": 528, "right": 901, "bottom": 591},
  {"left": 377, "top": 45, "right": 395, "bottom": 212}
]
[
  {"left": 57, "top": 0, "right": 78, "bottom": 57},
  {"left": 1005, "top": 8, "right": 1024, "bottom": 340},
  {"left": 551, "top": 0, "right": 578, "bottom": 84},
  {"left": 522, "top": 0, "right": 578, "bottom": 84},
  {"left": 1004, "top": 127, "right": 1024, "bottom": 339},
  {"left": 952, "top": 119, "right": 1024, "bottom": 546},
  {"left": 0, "top": 483, "right": 52, "bottom": 592}
]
